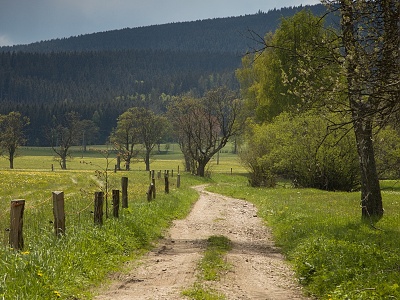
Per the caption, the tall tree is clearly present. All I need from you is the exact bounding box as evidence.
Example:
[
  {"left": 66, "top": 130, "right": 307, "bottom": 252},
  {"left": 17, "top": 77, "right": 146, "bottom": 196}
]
[
  {"left": 110, "top": 109, "right": 139, "bottom": 170},
  {"left": 323, "top": 0, "right": 399, "bottom": 221},
  {"left": 239, "top": 4, "right": 399, "bottom": 222},
  {"left": 168, "top": 87, "right": 243, "bottom": 176},
  {"left": 132, "top": 107, "right": 169, "bottom": 171},
  {"left": 49, "top": 111, "right": 83, "bottom": 170},
  {"left": 0, "top": 111, "right": 30, "bottom": 169}
]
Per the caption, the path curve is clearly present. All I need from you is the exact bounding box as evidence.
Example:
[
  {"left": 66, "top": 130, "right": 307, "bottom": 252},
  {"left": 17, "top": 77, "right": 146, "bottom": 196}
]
[{"left": 95, "top": 185, "right": 311, "bottom": 300}]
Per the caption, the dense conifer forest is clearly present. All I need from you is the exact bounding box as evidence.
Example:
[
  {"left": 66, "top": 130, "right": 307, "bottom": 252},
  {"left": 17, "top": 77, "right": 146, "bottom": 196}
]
[{"left": 0, "top": 4, "right": 330, "bottom": 145}]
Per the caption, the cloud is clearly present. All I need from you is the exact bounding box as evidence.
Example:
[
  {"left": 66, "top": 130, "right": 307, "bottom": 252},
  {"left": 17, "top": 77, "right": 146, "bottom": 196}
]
[{"left": 0, "top": 34, "right": 14, "bottom": 47}]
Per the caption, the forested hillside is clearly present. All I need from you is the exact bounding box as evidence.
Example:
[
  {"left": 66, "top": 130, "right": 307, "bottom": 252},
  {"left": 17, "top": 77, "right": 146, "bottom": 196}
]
[{"left": 0, "top": 4, "right": 330, "bottom": 145}]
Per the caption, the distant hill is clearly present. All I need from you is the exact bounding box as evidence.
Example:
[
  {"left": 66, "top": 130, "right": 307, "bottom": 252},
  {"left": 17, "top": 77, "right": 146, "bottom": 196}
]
[
  {"left": 0, "top": 4, "right": 334, "bottom": 145},
  {"left": 0, "top": 4, "right": 330, "bottom": 54}
]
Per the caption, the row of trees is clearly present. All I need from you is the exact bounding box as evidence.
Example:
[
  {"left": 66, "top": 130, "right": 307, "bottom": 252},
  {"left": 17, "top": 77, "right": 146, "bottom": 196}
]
[
  {"left": 237, "top": 1, "right": 399, "bottom": 222},
  {"left": 1, "top": 87, "right": 242, "bottom": 175}
]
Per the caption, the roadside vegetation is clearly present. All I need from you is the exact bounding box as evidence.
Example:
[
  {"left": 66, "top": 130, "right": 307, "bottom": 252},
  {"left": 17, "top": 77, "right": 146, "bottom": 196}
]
[{"left": 207, "top": 174, "right": 400, "bottom": 300}]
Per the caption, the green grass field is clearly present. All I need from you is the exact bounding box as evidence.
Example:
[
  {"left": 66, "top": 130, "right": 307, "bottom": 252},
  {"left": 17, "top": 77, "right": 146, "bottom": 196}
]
[{"left": 1, "top": 146, "right": 399, "bottom": 299}]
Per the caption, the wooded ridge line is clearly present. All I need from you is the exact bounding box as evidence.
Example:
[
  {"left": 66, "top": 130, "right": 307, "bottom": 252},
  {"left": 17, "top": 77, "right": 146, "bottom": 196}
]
[{"left": 0, "top": 4, "right": 333, "bottom": 146}]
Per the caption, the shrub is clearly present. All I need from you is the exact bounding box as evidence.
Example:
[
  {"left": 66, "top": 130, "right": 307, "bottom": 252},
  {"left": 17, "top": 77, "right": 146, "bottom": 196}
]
[{"left": 241, "top": 111, "right": 360, "bottom": 191}]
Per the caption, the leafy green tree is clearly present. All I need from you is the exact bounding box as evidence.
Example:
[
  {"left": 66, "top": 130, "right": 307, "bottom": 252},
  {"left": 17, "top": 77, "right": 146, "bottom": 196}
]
[
  {"left": 110, "top": 109, "right": 139, "bottom": 170},
  {"left": 236, "top": 10, "right": 338, "bottom": 123},
  {"left": 111, "top": 107, "right": 169, "bottom": 171},
  {"left": 49, "top": 112, "right": 83, "bottom": 170},
  {"left": 0, "top": 111, "right": 30, "bottom": 169},
  {"left": 133, "top": 107, "right": 169, "bottom": 171}
]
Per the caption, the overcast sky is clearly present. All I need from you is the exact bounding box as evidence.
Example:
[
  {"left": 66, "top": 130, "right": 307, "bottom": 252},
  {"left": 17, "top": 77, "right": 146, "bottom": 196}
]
[{"left": 0, "top": 0, "right": 320, "bottom": 47}]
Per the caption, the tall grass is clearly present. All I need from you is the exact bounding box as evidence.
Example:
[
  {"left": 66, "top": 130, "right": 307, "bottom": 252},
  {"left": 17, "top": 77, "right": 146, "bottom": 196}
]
[{"left": 207, "top": 175, "right": 400, "bottom": 300}]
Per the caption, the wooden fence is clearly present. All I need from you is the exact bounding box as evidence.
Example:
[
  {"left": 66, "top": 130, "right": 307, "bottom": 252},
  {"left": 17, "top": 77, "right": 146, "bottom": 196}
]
[{"left": 6, "top": 170, "right": 180, "bottom": 251}]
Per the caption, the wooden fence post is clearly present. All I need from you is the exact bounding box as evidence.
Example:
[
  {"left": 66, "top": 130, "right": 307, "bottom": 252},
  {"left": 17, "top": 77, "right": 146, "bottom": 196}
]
[
  {"left": 52, "top": 191, "right": 65, "bottom": 237},
  {"left": 94, "top": 192, "right": 104, "bottom": 225},
  {"left": 152, "top": 178, "right": 156, "bottom": 199},
  {"left": 112, "top": 190, "right": 120, "bottom": 218},
  {"left": 147, "top": 183, "right": 154, "bottom": 201},
  {"left": 121, "top": 177, "right": 128, "bottom": 208},
  {"left": 177, "top": 173, "right": 181, "bottom": 188},
  {"left": 10, "top": 200, "right": 25, "bottom": 250},
  {"left": 165, "top": 172, "right": 169, "bottom": 194}
]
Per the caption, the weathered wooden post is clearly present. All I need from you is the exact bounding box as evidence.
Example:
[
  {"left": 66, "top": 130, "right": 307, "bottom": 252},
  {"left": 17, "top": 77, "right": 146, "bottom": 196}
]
[
  {"left": 165, "top": 172, "right": 169, "bottom": 194},
  {"left": 112, "top": 190, "right": 120, "bottom": 218},
  {"left": 147, "top": 183, "right": 154, "bottom": 201},
  {"left": 151, "top": 178, "right": 156, "bottom": 199},
  {"left": 52, "top": 191, "right": 65, "bottom": 237},
  {"left": 177, "top": 173, "right": 181, "bottom": 188},
  {"left": 94, "top": 192, "right": 104, "bottom": 225},
  {"left": 121, "top": 176, "right": 128, "bottom": 208},
  {"left": 10, "top": 200, "right": 25, "bottom": 250},
  {"left": 157, "top": 170, "right": 161, "bottom": 179},
  {"left": 171, "top": 169, "right": 174, "bottom": 177}
]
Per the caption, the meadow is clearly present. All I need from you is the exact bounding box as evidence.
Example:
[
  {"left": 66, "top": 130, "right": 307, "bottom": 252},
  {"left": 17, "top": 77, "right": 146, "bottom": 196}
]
[
  {"left": 0, "top": 146, "right": 241, "bottom": 299},
  {"left": 1, "top": 146, "right": 399, "bottom": 299},
  {"left": 207, "top": 175, "right": 400, "bottom": 300}
]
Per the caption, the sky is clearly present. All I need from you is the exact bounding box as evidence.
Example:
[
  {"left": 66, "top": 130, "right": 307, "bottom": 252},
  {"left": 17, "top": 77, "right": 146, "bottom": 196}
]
[{"left": 0, "top": 0, "right": 320, "bottom": 47}]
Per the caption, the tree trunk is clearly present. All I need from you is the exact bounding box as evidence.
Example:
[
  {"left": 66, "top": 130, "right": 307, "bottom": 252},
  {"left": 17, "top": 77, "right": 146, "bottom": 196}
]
[
  {"left": 61, "top": 157, "right": 67, "bottom": 170},
  {"left": 197, "top": 162, "right": 206, "bottom": 177},
  {"left": 184, "top": 154, "right": 191, "bottom": 172},
  {"left": 353, "top": 118, "right": 383, "bottom": 222},
  {"left": 9, "top": 149, "right": 14, "bottom": 169},
  {"left": 145, "top": 151, "right": 150, "bottom": 171},
  {"left": 341, "top": 0, "right": 383, "bottom": 222}
]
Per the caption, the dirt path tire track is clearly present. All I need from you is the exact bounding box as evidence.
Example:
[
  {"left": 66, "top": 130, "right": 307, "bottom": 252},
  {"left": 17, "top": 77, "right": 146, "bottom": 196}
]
[{"left": 94, "top": 185, "right": 311, "bottom": 300}]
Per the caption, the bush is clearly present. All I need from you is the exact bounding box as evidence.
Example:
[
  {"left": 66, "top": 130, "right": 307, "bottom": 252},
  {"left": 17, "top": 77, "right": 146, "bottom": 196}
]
[
  {"left": 241, "top": 111, "right": 360, "bottom": 191},
  {"left": 374, "top": 126, "right": 400, "bottom": 179}
]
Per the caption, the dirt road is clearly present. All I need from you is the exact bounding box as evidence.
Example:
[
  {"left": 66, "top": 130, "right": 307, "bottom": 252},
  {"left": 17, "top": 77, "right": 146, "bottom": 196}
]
[{"left": 94, "top": 185, "right": 311, "bottom": 300}]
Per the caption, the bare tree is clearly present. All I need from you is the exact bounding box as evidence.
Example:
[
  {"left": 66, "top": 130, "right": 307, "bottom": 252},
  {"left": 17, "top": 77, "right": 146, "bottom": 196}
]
[{"left": 169, "top": 87, "right": 243, "bottom": 177}]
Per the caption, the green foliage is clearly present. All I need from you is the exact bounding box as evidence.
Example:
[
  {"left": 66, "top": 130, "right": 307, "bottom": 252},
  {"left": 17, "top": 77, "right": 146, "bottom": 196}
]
[
  {"left": 207, "top": 176, "right": 400, "bottom": 300},
  {"left": 0, "top": 111, "right": 30, "bottom": 168},
  {"left": 236, "top": 9, "right": 338, "bottom": 122},
  {"left": 374, "top": 126, "right": 400, "bottom": 179},
  {"left": 241, "top": 111, "right": 359, "bottom": 191}
]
